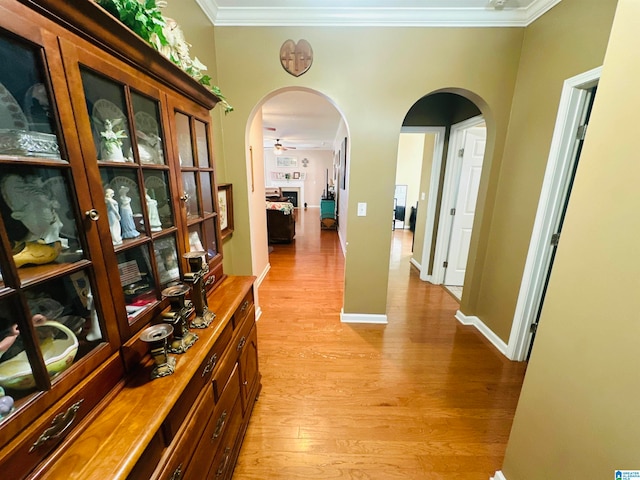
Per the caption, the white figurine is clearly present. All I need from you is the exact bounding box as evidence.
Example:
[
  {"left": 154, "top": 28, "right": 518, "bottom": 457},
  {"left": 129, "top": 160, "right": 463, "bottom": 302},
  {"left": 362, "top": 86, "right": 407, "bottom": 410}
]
[
  {"left": 118, "top": 186, "right": 140, "bottom": 239},
  {"left": 146, "top": 189, "right": 162, "bottom": 232},
  {"left": 85, "top": 291, "right": 102, "bottom": 342},
  {"left": 99, "top": 119, "right": 127, "bottom": 162},
  {"left": 1, "top": 174, "right": 65, "bottom": 246},
  {"left": 104, "top": 188, "right": 122, "bottom": 245}
]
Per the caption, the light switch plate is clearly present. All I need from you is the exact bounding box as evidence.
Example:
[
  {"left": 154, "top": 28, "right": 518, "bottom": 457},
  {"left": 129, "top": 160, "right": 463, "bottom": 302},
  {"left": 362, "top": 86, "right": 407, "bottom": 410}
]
[{"left": 357, "top": 202, "right": 367, "bottom": 216}]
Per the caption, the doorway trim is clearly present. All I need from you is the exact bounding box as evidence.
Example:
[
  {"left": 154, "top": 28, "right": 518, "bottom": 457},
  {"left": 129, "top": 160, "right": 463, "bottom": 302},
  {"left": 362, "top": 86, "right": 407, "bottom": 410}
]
[
  {"left": 400, "top": 126, "right": 446, "bottom": 281},
  {"left": 431, "top": 115, "right": 485, "bottom": 285},
  {"left": 507, "top": 66, "right": 601, "bottom": 361}
]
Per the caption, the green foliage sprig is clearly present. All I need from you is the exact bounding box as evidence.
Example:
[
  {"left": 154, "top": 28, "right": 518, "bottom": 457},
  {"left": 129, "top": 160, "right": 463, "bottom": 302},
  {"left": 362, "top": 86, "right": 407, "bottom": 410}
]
[
  {"left": 97, "top": 0, "right": 167, "bottom": 44},
  {"left": 96, "top": 0, "right": 233, "bottom": 113}
]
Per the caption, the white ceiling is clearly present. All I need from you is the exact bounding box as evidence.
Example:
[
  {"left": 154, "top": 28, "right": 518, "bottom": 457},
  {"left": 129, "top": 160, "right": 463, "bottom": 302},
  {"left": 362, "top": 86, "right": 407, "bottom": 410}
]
[
  {"left": 262, "top": 91, "right": 342, "bottom": 151},
  {"left": 201, "top": 0, "right": 563, "bottom": 151},
  {"left": 197, "top": 0, "right": 561, "bottom": 27}
]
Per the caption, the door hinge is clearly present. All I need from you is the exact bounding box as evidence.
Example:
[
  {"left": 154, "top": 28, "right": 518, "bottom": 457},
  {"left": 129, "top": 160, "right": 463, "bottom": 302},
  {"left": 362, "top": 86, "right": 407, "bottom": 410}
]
[
  {"left": 450, "top": 208, "right": 456, "bottom": 216},
  {"left": 443, "top": 261, "right": 448, "bottom": 268},
  {"left": 458, "top": 148, "right": 464, "bottom": 157},
  {"left": 576, "top": 124, "right": 588, "bottom": 140},
  {"left": 530, "top": 322, "right": 538, "bottom": 334},
  {"left": 551, "top": 233, "right": 560, "bottom": 247}
]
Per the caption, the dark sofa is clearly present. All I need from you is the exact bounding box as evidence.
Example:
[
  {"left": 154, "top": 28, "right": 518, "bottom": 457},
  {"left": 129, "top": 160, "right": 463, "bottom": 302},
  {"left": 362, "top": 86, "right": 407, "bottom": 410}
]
[{"left": 266, "top": 207, "right": 296, "bottom": 243}]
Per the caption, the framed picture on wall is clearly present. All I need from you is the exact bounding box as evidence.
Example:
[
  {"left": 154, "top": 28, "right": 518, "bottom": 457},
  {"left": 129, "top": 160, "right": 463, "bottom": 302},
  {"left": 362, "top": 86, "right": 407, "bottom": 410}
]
[
  {"left": 340, "top": 137, "right": 348, "bottom": 190},
  {"left": 293, "top": 171, "right": 300, "bottom": 179},
  {"left": 276, "top": 156, "right": 297, "bottom": 168},
  {"left": 217, "top": 183, "right": 234, "bottom": 239}
]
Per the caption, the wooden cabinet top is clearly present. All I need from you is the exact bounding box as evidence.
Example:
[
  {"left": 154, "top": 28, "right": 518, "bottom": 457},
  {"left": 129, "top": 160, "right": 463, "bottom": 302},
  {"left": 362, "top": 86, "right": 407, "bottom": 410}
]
[
  {"left": 18, "top": 0, "right": 220, "bottom": 109},
  {"left": 37, "top": 275, "right": 255, "bottom": 479}
]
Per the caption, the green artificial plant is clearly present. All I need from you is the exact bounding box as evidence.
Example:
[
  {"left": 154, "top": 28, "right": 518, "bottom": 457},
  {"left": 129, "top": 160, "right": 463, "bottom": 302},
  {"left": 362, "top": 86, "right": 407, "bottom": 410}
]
[{"left": 96, "top": 0, "right": 233, "bottom": 113}]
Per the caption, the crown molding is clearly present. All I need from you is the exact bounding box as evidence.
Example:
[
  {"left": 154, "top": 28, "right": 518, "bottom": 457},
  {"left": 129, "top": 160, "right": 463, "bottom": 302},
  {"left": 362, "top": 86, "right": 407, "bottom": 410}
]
[
  {"left": 194, "top": 0, "right": 218, "bottom": 26},
  {"left": 199, "top": 0, "right": 561, "bottom": 27}
]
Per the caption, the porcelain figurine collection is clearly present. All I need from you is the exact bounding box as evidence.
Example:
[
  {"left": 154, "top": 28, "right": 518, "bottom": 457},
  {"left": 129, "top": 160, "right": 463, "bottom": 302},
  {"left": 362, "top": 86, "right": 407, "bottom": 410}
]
[{"left": 0, "top": 174, "right": 67, "bottom": 268}]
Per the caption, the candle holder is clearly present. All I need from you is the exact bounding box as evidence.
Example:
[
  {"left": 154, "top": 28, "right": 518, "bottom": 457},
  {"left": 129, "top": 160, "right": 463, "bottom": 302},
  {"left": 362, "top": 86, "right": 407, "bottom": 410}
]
[
  {"left": 140, "top": 323, "right": 176, "bottom": 379},
  {"left": 182, "top": 251, "right": 216, "bottom": 328},
  {"left": 161, "top": 284, "right": 198, "bottom": 354}
]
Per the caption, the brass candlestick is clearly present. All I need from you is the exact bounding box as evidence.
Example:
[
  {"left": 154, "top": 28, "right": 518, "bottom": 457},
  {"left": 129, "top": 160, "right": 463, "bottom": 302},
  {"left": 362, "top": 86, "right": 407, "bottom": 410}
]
[
  {"left": 140, "top": 323, "right": 176, "bottom": 379},
  {"left": 183, "top": 252, "right": 216, "bottom": 328},
  {"left": 161, "top": 284, "right": 198, "bottom": 353}
]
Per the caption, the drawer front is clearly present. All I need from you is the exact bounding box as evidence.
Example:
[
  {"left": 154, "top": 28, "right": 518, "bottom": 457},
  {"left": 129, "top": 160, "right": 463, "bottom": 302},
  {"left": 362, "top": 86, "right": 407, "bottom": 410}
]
[
  {"left": 1, "top": 355, "right": 122, "bottom": 480},
  {"left": 212, "top": 345, "right": 237, "bottom": 403},
  {"left": 153, "top": 386, "right": 216, "bottom": 480},
  {"left": 206, "top": 398, "right": 243, "bottom": 480},
  {"left": 239, "top": 323, "right": 260, "bottom": 414},
  {"left": 231, "top": 289, "right": 254, "bottom": 331},
  {"left": 163, "top": 321, "right": 232, "bottom": 440},
  {"left": 184, "top": 365, "right": 240, "bottom": 480},
  {"left": 205, "top": 263, "right": 224, "bottom": 294},
  {"left": 234, "top": 305, "right": 255, "bottom": 355}
]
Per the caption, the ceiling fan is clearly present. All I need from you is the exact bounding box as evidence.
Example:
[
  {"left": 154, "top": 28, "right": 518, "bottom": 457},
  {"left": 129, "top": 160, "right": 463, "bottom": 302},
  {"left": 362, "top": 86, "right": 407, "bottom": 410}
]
[{"left": 273, "top": 138, "right": 296, "bottom": 155}]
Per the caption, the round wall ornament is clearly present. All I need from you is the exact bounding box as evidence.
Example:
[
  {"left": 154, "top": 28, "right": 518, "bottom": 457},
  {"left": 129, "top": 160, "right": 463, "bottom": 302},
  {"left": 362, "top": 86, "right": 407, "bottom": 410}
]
[{"left": 280, "top": 39, "right": 313, "bottom": 77}]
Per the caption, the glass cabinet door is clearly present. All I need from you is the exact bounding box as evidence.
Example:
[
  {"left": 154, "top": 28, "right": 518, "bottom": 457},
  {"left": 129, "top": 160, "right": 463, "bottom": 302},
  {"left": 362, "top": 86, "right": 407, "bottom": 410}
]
[
  {"left": 0, "top": 28, "right": 116, "bottom": 427},
  {"left": 172, "top": 106, "right": 222, "bottom": 289},
  {"left": 68, "top": 56, "right": 184, "bottom": 335},
  {"left": 0, "top": 34, "right": 61, "bottom": 160}
]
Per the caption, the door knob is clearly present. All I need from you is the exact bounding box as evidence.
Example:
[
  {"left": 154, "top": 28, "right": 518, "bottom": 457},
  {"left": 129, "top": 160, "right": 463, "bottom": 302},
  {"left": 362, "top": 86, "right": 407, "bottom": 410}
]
[{"left": 85, "top": 209, "right": 100, "bottom": 221}]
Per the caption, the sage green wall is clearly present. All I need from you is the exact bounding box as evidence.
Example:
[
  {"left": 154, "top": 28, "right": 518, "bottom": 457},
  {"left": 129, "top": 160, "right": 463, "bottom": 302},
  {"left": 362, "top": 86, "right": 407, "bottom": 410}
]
[
  {"left": 213, "top": 26, "right": 523, "bottom": 313},
  {"left": 502, "top": 1, "right": 639, "bottom": 476},
  {"left": 162, "top": 1, "right": 240, "bottom": 272},
  {"left": 464, "top": 0, "right": 619, "bottom": 341}
]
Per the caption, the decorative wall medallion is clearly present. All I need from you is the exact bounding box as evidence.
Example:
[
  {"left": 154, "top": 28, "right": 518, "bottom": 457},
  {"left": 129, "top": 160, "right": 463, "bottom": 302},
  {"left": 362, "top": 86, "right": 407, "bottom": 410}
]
[{"left": 279, "top": 39, "right": 313, "bottom": 77}]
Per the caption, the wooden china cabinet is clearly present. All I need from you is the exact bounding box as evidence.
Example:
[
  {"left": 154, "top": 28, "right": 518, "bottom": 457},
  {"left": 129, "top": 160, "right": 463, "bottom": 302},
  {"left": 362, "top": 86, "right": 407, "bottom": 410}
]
[{"left": 0, "top": 1, "right": 260, "bottom": 479}]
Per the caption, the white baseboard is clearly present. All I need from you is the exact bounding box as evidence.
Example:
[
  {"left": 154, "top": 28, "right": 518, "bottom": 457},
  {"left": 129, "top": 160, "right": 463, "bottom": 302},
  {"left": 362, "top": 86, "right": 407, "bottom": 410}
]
[
  {"left": 410, "top": 257, "right": 421, "bottom": 271},
  {"left": 340, "top": 310, "right": 388, "bottom": 324},
  {"left": 490, "top": 471, "right": 507, "bottom": 480},
  {"left": 254, "top": 305, "right": 262, "bottom": 321},
  {"left": 256, "top": 262, "right": 271, "bottom": 288},
  {"left": 455, "top": 310, "right": 508, "bottom": 356}
]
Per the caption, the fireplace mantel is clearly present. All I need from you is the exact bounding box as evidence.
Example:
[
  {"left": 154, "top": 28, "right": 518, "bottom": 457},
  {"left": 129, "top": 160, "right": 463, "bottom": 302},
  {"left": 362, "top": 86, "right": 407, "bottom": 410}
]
[{"left": 269, "top": 180, "right": 305, "bottom": 207}]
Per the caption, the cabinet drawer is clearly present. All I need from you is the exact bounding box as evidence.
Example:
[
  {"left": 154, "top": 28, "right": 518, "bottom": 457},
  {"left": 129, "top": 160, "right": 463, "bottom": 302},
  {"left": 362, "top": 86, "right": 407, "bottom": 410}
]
[
  {"left": 153, "top": 386, "right": 216, "bottom": 480},
  {"left": 231, "top": 289, "right": 254, "bottom": 331},
  {"left": 163, "top": 321, "right": 232, "bottom": 441},
  {"left": 212, "top": 345, "right": 237, "bottom": 403},
  {"left": 239, "top": 323, "right": 260, "bottom": 415},
  {"left": 0, "top": 354, "right": 122, "bottom": 480},
  {"left": 204, "top": 262, "right": 223, "bottom": 293},
  {"left": 235, "top": 305, "right": 255, "bottom": 353},
  {"left": 184, "top": 365, "right": 240, "bottom": 480},
  {"left": 206, "top": 398, "right": 243, "bottom": 480}
]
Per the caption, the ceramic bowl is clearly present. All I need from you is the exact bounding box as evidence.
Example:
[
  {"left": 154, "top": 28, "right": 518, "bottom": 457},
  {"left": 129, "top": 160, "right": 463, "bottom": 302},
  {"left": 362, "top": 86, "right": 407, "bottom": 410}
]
[{"left": 0, "top": 321, "right": 79, "bottom": 390}]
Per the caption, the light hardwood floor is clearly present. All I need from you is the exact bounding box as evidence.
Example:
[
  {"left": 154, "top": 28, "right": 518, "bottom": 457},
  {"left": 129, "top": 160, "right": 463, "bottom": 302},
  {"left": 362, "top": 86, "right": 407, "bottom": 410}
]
[{"left": 233, "top": 207, "right": 526, "bottom": 480}]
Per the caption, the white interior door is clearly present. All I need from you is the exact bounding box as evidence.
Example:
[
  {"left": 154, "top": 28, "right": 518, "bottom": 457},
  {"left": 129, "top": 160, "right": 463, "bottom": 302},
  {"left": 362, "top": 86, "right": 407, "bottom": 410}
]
[{"left": 443, "top": 126, "right": 486, "bottom": 286}]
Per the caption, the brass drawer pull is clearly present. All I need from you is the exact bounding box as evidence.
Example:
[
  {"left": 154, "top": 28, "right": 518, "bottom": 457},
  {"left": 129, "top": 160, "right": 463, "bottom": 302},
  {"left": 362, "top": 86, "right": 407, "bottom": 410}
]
[
  {"left": 240, "top": 300, "right": 249, "bottom": 312},
  {"left": 30, "top": 399, "right": 84, "bottom": 452},
  {"left": 205, "top": 275, "right": 215, "bottom": 286},
  {"left": 212, "top": 410, "right": 227, "bottom": 440},
  {"left": 201, "top": 353, "right": 218, "bottom": 377},
  {"left": 169, "top": 464, "right": 183, "bottom": 480},
  {"left": 237, "top": 336, "right": 246, "bottom": 351},
  {"left": 216, "top": 447, "right": 231, "bottom": 478}
]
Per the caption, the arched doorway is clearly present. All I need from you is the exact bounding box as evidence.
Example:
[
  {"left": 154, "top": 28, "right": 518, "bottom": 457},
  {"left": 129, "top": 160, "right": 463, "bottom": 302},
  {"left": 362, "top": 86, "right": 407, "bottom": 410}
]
[
  {"left": 244, "top": 88, "right": 349, "bottom": 284},
  {"left": 396, "top": 91, "right": 489, "bottom": 303}
]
